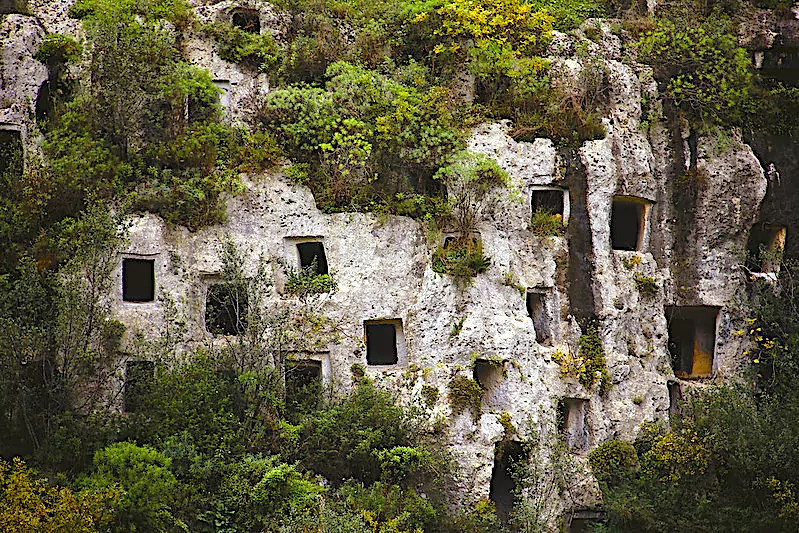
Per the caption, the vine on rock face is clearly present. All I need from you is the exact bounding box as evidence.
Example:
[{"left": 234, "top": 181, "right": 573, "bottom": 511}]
[
  {"left": 447, "top": 375, "right": 483, "bottom": 421},
  {"left": 553, "top": 323, "right": 612, "bottom": 394}
]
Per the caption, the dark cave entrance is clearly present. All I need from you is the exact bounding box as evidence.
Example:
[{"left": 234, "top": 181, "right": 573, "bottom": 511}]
[
  {"left": 122, "top": 258, "right": 155, "bottom": 302},
  {"left": 490, "top": 440, "right": 526, "bottom": 522}
]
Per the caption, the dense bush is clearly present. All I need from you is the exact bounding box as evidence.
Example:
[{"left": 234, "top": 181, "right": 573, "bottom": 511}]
[
  {"left": 0, "top": 458, "right": 120, "bottom": 533},
  {"left": 588, "top": 440, "right": 638, "bottom": 486},
  {"left": 292, "top": 380, "right": 421, "bottom": 485},
  {"left": 83, "top": 442, "right": 182, "bottom": 531},
  {"left": 638, "top": 18, "right": 753, "bottom": 127},
  {"left": 596, "top": 262, "right": 799, "bottom": 531},
  {"left": 32, "top": 0, "right": 278, "bottom": 231},
  {"left": 258, "top": 61, "right": 461, "bottom": 213},
  {"left": 576, "top": 323, "right": 612, "bottom": 394}
]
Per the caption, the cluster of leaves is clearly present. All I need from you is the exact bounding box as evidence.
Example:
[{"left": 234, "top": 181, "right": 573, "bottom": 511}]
[
  {"left": 203, "top": 21, "right": 281, "bottom": 71},
  {"left": 283, "top": 261, "right": 338, "bottom": 302},
  {"left": 576, "top": 324, "right": 612, "bottom": 394},
  {"left": 0, "top": 457, "right": 120, "bottom": 533},
  {"left": 33, "top": 33, "right": 82, "bottom": 69},
  {"left": 637, "top": 18, "right": 753, "bottom": 127},
  {"left": 30, "top": 0, "right": 279, "bottom": 234},
  {"left": 432, "top": 239, "right": 492, "bottom": 281},
  {"left": 258, "top": 61, "right": 461, "bottom": 213},
  {"left": 632, "top": 271, "right": 658, "bottom": 297},
  {"left": 587, "top": 439, "right": 638, "bottom": 486},
  {"left": 553, "top": 323, "right": 611, "bottom": 394},
  {"left": 633, "top": 0, "right": 799, "bottom": 134},
  {"left": 530, "top": 208, "right": 565, "bottom": 237}
]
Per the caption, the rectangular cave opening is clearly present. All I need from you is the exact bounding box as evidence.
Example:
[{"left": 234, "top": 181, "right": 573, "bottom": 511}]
[
  {"left": 666, "top": 306, "right": 719, "bottom": 378},
  {"left": 0, "top": 0, "right": 28, "bottom": 15},
  {"left": 558, "top": 398, "right": 588, "bottom": 450},
  {"left": 206, "top": 283, "right": 248, "bottom": 335},
  {"left": 567, "top": 511, "right": 606, "bottom": 533},
  {"left": 473, "top": 359, "right": 503, "bottom": 390},
  {"left": 611, "top": 196, "right": 649, "bottom": 251},
  {"left": 365, "top": 320, "right": 400, "bottom": 365},
  {"left": 286, "top": 360, "right": 323, "bottom": 418},
  {"left": 213, "top": 79, "right": 232, "bottom": 112},
  {"left": 0, "top": 128, "right": 23, "bottom": 178},
  {"left": 231, "top": 8, "right": 260, "bottom": 33},
  {"left": 36, "top": 81, "right": 54, "bottom": 124},
  {"left": 526, "top": 290, "right": 552, "bottom": 345},
  {"left": 122, "top": 258, "right": 155, "bottom": 302},
  {"left": 297, "top": 241, "right": 328, "bottom": 275},
  {"left": 490, "top": 440, "right": 526, "bottom": 523},
  {"left": 746, "top": 222, "right": 786, "bottom": 273},
  {"left": 531, "top": 188, "right": 565, "bottom": 217},
  {"left": 124, "top": 360, "right": 154, "bottom": 413},
  {"left": 668, "top": 380, "right": 682, "bottom": 420}
]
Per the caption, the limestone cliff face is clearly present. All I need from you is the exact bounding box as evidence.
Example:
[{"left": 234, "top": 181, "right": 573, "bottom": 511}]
[{"left": 2, "top": 0, "right": 794, "bottom": 520}]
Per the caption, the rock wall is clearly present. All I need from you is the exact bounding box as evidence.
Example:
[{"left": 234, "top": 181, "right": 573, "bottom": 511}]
[{"left": 0, "top": 1, "right": 782, "bottom": 522}]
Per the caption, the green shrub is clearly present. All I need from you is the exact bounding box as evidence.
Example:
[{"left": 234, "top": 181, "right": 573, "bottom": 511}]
[
  {"left": 432, "top": 240, "right": 492, "bottom": 281},
  {"left": 529, "top": 0, "right": 607, "bottom": 31},
  {"left": 34, "top": 33, "right": 82, "bottom": 66},
  {"left": 454, "top": 499, "right": 503, "bottom": 533},
  {"left": 421, "top": 384, "right": 440, "bottom": 408},
  {"left": 284, "top": 262, "right": 338, "bottom": 302},
  {"left": 530, "top": 208, "right": 565, "bottom": 237},
  {"left": 336, "top": 480, "right": 438, "bottom": 531},
  {"left": 374, "top": 446, "right": 431, "bottom": 483},
  {"left": 250, "top": 461, "right": 324, "bottom": 517},
  {"left": 85, "top": 442, "right": 181, "bottom": 531},
  {"left": 588, "top": 440, "right": 639, "bottom": 486},
  {"left": 633, "top": 272, "right": 658, "bottom": 298},
  {"left": 258, "top": 61, "right": 461, "bottom": 214},
  {"left": 447, "top": 375, "right": 483, "bottom": 421},
  {"left": 637, "top": 19, "right": 753, "bottom": 127},
  {"left": 126, "top": 352, "right": 247, "bottom": 454},
  {"left": 203, "top": 21, "right": 280, "bottom": 71},
  {"left": 577, "top": 323, "right": 612, "bottom": 394},
  {"left": 293, "top": 380, "right": 416, "bottom": 485}
]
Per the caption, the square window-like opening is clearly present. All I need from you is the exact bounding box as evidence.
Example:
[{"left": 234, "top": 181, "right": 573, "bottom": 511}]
[
  {"left": 365, "top": 320, "right": 400, "bottom": 365},
  {"left": 490, "top": 440, "right": 526, "bottom": 523},
  {"left": 206, "top": 283, "right": 248, "bottom": 335},
  {"left": 473, "top": 359, "right": 503, "bottom": 390},
  {"left": 122, "top": 259, "right": 155, "bottom": 302},
  {"left": 746, "top": 223, "right": 786, "bottom": 273},
  {"left": 231, "top": 8, "right": 260, "bottom": 33},
  {"left": 124, "top": 360, "right": 154, "bottom": 413},
  {"left": 286, "top": 360, "right": 323, "bottom": 420},
  {"left": 666, "top": 306, "right": 719, "bottom": 378},
  {"left": 526, "top": 291, "right": 552, "bottom": 345},
  {"left": 611, "top": 197, "right": 649, "bottom": 251},
  {"left": 0, "top": 129, "right": 23, "bottom": 178},
  {"left": 297, "top": 241, "right": 328, "bottom": 275},
  {"left": 532, "top": 189, "right": 565, "bottom": 217},
  {"left": 557, "top": 398, "right": 588, "bottom": 450}
]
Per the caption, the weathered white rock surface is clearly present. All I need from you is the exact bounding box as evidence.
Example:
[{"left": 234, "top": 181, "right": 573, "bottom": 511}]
[{"left": 0, "top": 5, "right": 774, "bottom": 526}]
